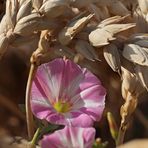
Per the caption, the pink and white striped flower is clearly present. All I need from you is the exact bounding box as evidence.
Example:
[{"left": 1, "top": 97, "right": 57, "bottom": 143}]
[
  {"left": 31, "top": 58, "right": 106, "bottom": 127},
  {"left": 41, "top": 126, "right": 95, "bottom": 148}
]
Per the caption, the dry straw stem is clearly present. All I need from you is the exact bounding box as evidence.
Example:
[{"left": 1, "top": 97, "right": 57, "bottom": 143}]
[
  {"left": 26, "top": 30, "right": 50, "bottom": 140},
  {"left": 25, "top": 64, "right": 37, "bottom": 140}
]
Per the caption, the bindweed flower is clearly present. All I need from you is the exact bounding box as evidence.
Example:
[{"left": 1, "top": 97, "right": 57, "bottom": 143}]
[
  {"left": 41, "top": 126, "right": 95, "bottom": 148},
  {"left": 31, "top": 58, "right": 106, "bottom": 127}
]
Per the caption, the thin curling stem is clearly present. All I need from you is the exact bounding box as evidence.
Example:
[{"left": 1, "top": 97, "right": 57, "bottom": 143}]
[
  {"left": 26, "top": 63, "right": 37, "bottom": 140},
  {"left": 26, "top": 30, "right": 50, "bottom": 140}
]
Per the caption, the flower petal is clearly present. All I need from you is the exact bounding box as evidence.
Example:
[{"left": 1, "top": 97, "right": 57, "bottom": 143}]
[
  {"left": 69, "top": 113, "right": 94, "bottom": 127},
  {"left": 41, "top": 126, "right": 95, "bottom": 148},
  {"left": 31, "top": 58, "right": 106, "bottom": 126}
]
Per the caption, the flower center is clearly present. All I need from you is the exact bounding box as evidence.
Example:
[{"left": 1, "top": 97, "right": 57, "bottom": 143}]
[{"left": 54, "top": 101, "right": 72, "bottom": 113}]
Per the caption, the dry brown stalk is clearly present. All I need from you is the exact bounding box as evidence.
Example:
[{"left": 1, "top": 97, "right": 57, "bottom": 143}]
[
  {"left": 25, "top": 63, "right": 37, "bottom": 140},
  {"left": 26, "top": 30, "right": 51, "bottom": 140}
]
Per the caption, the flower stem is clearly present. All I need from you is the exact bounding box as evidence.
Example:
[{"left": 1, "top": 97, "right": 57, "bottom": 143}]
[
  {"left": 30, "top": 127, "right": 41, "bottom": 148},
  {"left": 26, "top": 64, "right": 37, "bottom": 140},
  {"left": 107, "top": 112, "right": 118, "bottom": 143}
]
